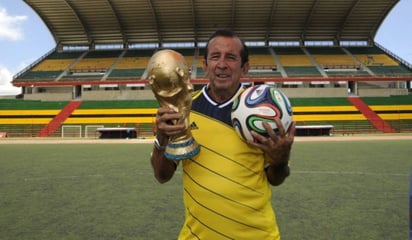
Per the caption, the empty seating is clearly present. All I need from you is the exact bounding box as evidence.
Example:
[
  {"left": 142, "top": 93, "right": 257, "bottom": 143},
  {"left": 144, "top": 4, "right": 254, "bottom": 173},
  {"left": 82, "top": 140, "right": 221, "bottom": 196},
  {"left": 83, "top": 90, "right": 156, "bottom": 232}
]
[
  {"left": 347, "top": 47, "right": 398, "bottom": 66},
  {"left": 19, "top": 71, "right": 62, "bottom": 80},
  {"left": 307, "top": 47, "right": 358, "bottom": 67},
  {"left": 20, "top": 51, "right": 85, "bottom": 80},
  {"left": 275, "top": 48, "right": 322, "bottom": 77},
  {"left": 247, "top": 48, "right": 279, "bottom": 77},
  {"left": 31, "top": 59, "right": 76, "bottom": 71},
  {"left": 108, "top": 49, "right": 154, "bottom": 78},
  {"left": 249, "top": 48, "right": 276, "bottom": 66},
  {"left": 283, "top": 66, "right": 321, "bottom": 77},
  {"left": 69, "top": 50, "right": 120, "bottom": 74},
  {"left": 275, "top": 48, "right": 313, "bottom": 66},
  {"left": 345, "top": 47, "right": 412, "bottom": 75},
  {"left": 72, "top": 59, "right": 116, "bottom": 73}
]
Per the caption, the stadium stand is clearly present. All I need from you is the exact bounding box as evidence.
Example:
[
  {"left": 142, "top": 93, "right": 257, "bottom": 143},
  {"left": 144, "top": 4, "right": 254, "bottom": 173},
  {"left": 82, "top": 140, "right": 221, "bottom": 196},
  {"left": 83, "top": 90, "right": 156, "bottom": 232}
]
[
  {"left": 3, "top": 0, "right": 412, "bottom": 137},
  {"left": 1, "top": 95, "right": 411, "bottom": 137},
  {"left": 274, "top": 47, "right": 322, "bottom": 79},
  {"left": 108, "top": 49, "right": 154, "bottom": 79},
  {"left": 68, "top": 50, "right": 120, "bottom": 77},
  {"left": 16, "top": 51, "right": 85, "bottom": 81},
  {"left": 347, "top": 46, "right": 410, "bottom": 75},
  {"left": 248, "top": 48, "right": 280, "bottom": 77}
]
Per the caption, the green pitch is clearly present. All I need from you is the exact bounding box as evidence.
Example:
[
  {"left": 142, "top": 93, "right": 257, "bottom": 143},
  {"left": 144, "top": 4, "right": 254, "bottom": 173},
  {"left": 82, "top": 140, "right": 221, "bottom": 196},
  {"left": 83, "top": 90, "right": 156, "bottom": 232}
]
[{"left": 0, "top": 139, "right": 411, "bottom": 240}]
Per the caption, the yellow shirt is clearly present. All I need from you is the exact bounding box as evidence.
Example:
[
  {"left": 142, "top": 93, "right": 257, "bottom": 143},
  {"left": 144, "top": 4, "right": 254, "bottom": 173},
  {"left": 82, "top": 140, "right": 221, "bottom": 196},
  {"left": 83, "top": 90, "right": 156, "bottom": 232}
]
[{"left": 178, "top": 111, "right": 280, "bottom": 240}]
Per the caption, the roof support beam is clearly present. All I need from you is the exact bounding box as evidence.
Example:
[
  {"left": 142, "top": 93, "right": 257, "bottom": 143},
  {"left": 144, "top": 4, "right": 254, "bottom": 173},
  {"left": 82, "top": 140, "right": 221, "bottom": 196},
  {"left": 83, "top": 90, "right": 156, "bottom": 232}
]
[
  {"left": 147, "top": 0, "right": 162, "bottom": 45},
  {"left": 190, "top": 0, "right": 198, "bottom": 44},
  {"left": 106, "top": 0, "right": 126, "bottom": 45},
  {"left": 265, "top": 0, "right": 279, "bottom": 44},
  {"left": 369, "top": 1, "right": 396, "bottom": 41},
  {"left": 336, "top": 0, "right": 361, "bottom": 43},
  {"left": 63, "top": 0, "right": 91, "bottom": 45},
  {"left": 301, "top": 0, "right": 320, "bottom": 42},
  {"left": 231, "top": 0, "right": 236, "bottom": 28}
]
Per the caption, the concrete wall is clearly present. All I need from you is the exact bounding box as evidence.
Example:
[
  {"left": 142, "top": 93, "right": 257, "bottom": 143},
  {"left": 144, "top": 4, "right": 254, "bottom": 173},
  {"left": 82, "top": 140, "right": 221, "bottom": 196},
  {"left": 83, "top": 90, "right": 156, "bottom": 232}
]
[
  {"left": 21, "top": 85, "right": 409, "bottom": 101},
  {"left": 281, "top": 87, "right": 348, "bottom": 98},
  {"left": 24, "top": 92, "right": 73, "bottom": 101},
  {"left": 81, "top": 90, "right": 155, "bottom": 100},
  {"left": 357, "top": 88, "right": 408, "bottom": 97}
]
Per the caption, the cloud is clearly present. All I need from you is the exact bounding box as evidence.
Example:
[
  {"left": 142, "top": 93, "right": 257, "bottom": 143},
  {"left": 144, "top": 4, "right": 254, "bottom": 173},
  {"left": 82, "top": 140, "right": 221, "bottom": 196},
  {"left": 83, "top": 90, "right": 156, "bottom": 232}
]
[
  {"left": 0, "top": 65, "right": 21, "bottom": 95},
  {"left": 0, "top": 7, "right": 27, "bottom": 41}
]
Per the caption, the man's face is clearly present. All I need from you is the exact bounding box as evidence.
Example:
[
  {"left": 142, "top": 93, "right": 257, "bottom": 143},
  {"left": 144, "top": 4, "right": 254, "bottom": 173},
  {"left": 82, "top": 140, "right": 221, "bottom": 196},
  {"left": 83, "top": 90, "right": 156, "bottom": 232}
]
[{"left": 203, "top": 36, "right": 249, "bottom": 92}]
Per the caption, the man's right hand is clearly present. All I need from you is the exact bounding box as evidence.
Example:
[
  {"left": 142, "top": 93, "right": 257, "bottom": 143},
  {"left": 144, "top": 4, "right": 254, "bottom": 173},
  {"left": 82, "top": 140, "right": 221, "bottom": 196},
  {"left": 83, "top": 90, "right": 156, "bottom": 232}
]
[{"left": 155, "top": 107, "right": 186, "bottom": 142}]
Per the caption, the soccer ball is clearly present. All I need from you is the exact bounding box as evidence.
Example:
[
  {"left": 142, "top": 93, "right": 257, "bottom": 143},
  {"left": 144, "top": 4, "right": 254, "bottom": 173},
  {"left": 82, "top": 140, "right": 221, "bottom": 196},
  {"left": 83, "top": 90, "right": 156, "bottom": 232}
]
[{"left": 231, "top": 84, "right": 293, "bottom": 142}]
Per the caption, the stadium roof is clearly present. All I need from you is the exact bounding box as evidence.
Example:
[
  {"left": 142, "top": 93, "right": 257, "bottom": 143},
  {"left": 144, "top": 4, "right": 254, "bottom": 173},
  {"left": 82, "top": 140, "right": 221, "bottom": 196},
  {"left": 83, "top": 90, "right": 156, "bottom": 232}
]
[{"left": 23, "top": 0, "right": 399, "bottom": 47}]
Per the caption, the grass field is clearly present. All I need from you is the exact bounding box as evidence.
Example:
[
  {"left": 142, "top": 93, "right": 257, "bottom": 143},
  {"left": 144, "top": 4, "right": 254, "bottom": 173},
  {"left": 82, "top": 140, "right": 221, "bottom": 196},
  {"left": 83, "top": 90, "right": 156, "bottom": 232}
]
[{"left": 0, "top": 138, "right": 411, "bottom": 240}]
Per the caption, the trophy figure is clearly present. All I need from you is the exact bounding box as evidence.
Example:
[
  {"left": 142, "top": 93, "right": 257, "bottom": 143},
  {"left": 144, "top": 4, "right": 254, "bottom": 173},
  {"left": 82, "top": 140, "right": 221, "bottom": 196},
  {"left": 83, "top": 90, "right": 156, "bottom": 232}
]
[{"left": 146, "top": 49, "right": 200, "bottom": 161}]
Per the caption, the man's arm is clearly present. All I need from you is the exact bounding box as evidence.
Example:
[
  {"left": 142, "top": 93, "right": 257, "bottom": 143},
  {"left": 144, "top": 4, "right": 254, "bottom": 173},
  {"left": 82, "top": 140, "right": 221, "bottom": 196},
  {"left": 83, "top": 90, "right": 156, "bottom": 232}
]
[
  {"left": 150, "top": 134, "right": 177, "bottom": 183},
  {"left": 265, "top": 163, "right": 290, "bottom": 186},
  {"left": 150, "top": 107, "right": 185, "bottom": 183},
  {"left": 249, "top": 120, "right": 295, "bottom": 186}
]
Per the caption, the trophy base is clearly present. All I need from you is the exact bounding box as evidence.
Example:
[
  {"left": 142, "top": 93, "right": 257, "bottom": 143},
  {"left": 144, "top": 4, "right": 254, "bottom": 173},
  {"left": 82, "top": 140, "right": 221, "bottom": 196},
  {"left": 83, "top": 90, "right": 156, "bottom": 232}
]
[{"left": 164, "top": 138, "right": 200, "bottom": 161}]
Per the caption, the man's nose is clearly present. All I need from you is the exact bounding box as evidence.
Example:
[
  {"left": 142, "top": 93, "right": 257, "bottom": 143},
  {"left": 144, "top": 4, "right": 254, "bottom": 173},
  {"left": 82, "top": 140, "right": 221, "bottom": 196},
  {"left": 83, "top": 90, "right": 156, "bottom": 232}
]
[{"left": 216, "top": 57, "right": 228, "bottom": 68}]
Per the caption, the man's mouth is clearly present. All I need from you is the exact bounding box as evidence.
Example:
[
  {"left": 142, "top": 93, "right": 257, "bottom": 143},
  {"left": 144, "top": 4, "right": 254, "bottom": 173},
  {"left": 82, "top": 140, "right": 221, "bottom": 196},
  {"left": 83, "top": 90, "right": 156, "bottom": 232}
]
[{"left": 216, "top": 74, "right": 230, "bottom": 78}]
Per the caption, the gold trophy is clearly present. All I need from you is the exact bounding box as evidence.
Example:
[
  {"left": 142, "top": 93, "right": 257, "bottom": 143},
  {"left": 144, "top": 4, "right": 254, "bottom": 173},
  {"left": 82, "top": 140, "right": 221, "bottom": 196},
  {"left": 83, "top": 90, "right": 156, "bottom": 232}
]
[{"left": 145, "top": 49, "right": 200, "bottom": 161}]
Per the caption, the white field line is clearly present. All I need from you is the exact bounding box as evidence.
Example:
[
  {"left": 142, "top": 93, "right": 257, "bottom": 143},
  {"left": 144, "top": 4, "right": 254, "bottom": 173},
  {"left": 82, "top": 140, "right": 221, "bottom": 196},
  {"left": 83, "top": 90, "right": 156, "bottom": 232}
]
[{"left": 22, "top": 169, "right": 408, "bottom": 182}]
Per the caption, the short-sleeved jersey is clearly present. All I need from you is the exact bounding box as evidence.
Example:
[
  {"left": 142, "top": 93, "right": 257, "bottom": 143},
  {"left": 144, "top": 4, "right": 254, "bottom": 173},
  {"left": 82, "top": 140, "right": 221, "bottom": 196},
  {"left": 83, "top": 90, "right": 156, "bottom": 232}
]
[{"left": 178, "top": 85, "right": 280, "bottom": 240}]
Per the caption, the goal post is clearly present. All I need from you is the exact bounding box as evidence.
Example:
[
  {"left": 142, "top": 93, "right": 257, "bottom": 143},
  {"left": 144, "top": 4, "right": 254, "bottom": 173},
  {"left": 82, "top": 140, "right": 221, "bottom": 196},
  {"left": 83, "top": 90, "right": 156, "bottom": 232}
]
[
  {"left": 61, "top": 125, "right": 82, "bottom": 138},
  {"left": 85, "top": 125, "right": 104, "bottom": 138}
]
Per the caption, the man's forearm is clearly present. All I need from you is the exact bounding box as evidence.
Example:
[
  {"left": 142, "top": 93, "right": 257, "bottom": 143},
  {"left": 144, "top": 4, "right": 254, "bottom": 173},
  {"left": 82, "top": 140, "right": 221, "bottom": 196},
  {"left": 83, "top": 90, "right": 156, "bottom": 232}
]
[
  {"left": 265, "top": 163, "right": 290, "bottom": 186},
  {"left": 151, "top": 148, "right": 176, "bottom": 183},
  {"left": 151, "top": 136, "right": 177, "bottom": 183}
]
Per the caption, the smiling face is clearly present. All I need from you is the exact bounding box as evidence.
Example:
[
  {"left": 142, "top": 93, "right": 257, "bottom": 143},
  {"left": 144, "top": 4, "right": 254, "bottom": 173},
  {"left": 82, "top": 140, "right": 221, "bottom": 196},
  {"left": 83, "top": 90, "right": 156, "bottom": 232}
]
[{"left": 203, "top": 36, "right": 249, "bottom": 102}]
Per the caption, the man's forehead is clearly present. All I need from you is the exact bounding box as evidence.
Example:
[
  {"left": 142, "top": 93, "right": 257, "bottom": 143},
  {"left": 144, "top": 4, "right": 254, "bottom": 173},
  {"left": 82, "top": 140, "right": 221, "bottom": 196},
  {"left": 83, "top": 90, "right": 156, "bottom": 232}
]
[{"left": 208, "top": 36, "right": 242, "bottom": 55}]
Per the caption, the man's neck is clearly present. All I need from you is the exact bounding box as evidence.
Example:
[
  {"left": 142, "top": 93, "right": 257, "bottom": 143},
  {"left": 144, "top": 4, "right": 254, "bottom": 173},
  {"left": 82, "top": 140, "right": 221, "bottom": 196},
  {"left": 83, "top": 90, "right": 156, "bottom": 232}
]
[{"left": 206, "top": 84, "right": 240, "bottom": 103}]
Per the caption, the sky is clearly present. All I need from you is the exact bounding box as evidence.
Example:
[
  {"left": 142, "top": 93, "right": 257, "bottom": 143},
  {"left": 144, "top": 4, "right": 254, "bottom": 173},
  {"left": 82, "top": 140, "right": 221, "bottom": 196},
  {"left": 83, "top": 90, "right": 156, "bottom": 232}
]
[{"left": 0, "top": 0, "right": 411, "bottom": 96}]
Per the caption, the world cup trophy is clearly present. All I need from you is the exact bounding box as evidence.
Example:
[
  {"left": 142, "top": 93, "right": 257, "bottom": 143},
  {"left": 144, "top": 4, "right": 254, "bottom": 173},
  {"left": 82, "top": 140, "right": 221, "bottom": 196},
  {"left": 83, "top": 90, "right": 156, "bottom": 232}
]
[{"left": 145, "top": 49, "right": 200, "bottom": 161}]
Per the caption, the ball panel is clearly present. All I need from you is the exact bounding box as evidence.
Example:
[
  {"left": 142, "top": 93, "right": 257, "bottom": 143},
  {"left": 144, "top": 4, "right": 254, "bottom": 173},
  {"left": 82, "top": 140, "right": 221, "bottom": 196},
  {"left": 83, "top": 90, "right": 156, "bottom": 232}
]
[{"left": 231, "top": 84, "right": 293, "bottom": 142}]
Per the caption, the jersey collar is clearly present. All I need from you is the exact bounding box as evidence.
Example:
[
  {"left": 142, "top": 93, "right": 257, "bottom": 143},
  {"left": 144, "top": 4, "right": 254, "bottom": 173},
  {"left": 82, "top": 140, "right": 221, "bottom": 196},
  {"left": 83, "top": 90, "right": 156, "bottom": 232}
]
[{"left": 202, "top": 84, "right": 244, "bottom": 108}]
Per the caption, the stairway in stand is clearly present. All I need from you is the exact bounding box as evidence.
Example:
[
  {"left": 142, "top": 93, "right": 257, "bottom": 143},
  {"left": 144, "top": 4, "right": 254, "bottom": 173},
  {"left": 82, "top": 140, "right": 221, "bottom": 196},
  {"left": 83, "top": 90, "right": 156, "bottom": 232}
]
[
  {"left": 37, "top": 100, "right": 83, "bottom": 137},
  {"left": 347, "top": 96, "right": 395, "bottom": 133}
]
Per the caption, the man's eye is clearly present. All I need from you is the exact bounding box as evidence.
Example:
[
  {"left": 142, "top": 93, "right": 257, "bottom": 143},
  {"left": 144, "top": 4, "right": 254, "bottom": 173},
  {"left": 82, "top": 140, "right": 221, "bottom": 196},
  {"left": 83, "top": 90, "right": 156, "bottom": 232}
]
[
  {"left": 209, "top": 55, "right": 219, "bottom": 60},
  {"left": 227, "top": 56, "right": 238, "bottom": 61}
]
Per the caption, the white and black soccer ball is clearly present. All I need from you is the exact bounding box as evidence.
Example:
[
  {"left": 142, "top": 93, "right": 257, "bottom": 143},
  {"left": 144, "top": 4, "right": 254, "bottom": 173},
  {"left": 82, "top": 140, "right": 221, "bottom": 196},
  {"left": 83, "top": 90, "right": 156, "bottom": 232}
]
[{"left": 231, "top": 84, "right": 293, "bottom": 142}]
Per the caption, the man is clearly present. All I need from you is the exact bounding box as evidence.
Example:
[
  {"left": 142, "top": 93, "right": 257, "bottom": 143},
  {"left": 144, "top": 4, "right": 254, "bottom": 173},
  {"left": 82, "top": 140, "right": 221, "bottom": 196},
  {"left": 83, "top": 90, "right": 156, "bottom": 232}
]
[{"left": 151, "top": 29, "right": 295, "bottom": 239}]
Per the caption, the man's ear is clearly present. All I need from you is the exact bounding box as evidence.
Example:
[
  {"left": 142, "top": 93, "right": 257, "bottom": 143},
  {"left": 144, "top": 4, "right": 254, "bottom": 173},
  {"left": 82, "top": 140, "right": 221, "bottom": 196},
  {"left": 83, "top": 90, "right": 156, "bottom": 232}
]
[
  {"left": 241, "top": 62, "right": 250, "bottom": 77},
  {"left": 202, "top": 59, "right": 208, "bottom": 75}
]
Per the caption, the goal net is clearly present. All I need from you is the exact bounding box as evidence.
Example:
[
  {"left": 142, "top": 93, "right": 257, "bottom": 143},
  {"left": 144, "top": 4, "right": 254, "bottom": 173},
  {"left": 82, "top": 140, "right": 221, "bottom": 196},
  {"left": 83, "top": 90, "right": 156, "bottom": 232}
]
[
  {"left": 85, "top": 125, "right": 104, "bottom": 138},
  {"left": 61, "top": 125, "right": 82, "bottom": 138}
]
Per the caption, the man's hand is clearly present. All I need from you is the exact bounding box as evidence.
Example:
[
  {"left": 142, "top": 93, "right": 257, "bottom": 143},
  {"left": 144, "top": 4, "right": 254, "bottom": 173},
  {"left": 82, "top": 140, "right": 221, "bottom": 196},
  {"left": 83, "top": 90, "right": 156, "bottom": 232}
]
[
  {"left": 155, "top": 107, "right": 186, "bottom": 143},
  {"left": 248, "top": 118, "right": 296, "bottom": 185}
]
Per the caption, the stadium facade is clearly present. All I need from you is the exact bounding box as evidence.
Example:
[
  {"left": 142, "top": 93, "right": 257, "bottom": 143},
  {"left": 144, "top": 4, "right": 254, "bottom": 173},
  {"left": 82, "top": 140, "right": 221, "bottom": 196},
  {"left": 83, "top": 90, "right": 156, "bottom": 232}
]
[{"left": 11, "top": 0, "right": 412, "bottom": 101}]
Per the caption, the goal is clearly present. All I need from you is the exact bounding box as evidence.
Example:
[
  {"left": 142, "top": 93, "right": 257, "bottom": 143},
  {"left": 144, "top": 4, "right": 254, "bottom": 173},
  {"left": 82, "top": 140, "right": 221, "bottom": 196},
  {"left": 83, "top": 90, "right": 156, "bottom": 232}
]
[
  {"left": 61, "top": 125, "right": 82, "bottom": 138},
  {"left": 85, "top": 125, "right": 104, "bottom": 138}
]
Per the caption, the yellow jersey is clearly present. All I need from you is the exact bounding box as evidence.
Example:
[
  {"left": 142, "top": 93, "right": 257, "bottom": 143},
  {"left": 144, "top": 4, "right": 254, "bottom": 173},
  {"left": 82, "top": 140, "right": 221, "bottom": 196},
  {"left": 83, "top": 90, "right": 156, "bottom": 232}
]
[{"left": 178, "top": 85, "right": 280, "bottom": 239}]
